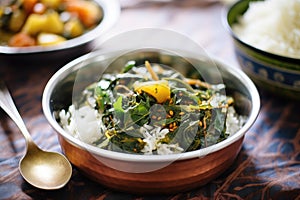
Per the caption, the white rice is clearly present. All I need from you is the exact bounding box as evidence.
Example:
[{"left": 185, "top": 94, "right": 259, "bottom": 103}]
[
  {"left": 232, "top": 0, "right": 300, "bottom": 58},
  {"left": 59, "top": 105, "right": 104, "bottom": 144},
  {"left": 140, "top": 126, "right": 184, "bottom": 155}
]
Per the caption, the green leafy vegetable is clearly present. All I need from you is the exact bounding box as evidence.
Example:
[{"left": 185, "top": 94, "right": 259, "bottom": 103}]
[{"left": 65, "top": 60, "right": 240, "bottom": 154}]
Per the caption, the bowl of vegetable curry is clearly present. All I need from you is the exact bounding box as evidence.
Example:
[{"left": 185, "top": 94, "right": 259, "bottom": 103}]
[{"left": 0, "top": 0, "right": 120, "bottom": 66}]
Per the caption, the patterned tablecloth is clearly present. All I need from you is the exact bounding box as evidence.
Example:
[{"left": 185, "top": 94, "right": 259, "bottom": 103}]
[{"left": 0, "top": 1, "right": 299, "bottom": 199}]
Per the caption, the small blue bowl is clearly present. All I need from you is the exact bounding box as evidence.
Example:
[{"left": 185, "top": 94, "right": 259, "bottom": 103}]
[{"left": 225, "top": 0, "right": 300, "bottom": 99}]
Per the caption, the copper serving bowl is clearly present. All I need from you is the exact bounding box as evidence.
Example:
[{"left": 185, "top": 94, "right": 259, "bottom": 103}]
[
  {"left": 0, "top": 0, "right": 120, "bottom": 67},
  {"left": 42, "top": 50, "right": 260, "bottom": 194}
]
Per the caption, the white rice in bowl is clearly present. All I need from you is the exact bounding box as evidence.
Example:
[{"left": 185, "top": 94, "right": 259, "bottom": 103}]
[{"left": 232, "top": 0, "right": 300, "bottom": 58}]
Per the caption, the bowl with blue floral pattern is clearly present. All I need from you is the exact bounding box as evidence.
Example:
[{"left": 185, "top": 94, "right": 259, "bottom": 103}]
[{"left": 226, "top": 0, "right": 300, "bottom": 99}]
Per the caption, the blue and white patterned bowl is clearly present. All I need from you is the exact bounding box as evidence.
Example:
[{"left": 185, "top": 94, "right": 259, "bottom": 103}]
[{"left": 225, "top": 0, "right": 300, "bottom": 99}]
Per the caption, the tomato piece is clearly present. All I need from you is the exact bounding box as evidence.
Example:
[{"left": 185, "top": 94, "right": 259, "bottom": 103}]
[
  {"left": 23, "top": 0, "right": 38, "bottom": 14},
  {"left": 65, "top": 0, "right": 102, "bottom": 28},
  {"left": 8, "top": 32, "right": 36, "bottom": 47}
]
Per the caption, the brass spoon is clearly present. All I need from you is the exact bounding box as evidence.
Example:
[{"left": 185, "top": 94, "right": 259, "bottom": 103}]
[{"left": 0, "top": 82, "right": 72, "bottom": 190}]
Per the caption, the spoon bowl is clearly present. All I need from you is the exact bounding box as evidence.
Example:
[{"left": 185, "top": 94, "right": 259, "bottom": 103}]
[
  {"left": 19, "top": 143, "right": 72, "bottom": 190},
  {"left": 0, "top": 82, "right": 72, "bottom": 190}
]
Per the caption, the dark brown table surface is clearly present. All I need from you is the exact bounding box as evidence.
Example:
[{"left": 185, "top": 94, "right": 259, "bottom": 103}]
[{"left": 1, "top": 1, "right": 300, "bottom": 199}]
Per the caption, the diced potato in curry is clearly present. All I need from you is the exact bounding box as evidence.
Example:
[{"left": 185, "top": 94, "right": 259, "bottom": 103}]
[
  {"left": 64, "top": 19, "right": 84, "bottom": 38},
  {"left": 22, "top": 11, "right": 64, "bottom": 35},
  {"left": 134, "top": 80, "right": 171, "bottom": 104},
  {"left": 37, "top": 32, "right": 66, "bottom": 46}
]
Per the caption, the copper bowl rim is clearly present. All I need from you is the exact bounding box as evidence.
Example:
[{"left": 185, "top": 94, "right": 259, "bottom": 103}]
[
  {"left": 42, "top": 51, "right": 260, "bottom": 163},
  {"left": 0, "top": 0, "right": 120, "bottom": 55}
]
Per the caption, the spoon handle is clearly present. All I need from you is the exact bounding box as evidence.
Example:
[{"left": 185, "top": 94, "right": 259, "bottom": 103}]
[{"left": 0, "top": 81, "right": 33, "bottom": 143}]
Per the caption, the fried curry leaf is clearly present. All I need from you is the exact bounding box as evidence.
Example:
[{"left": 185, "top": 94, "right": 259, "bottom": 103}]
[
  {"left": 113, "top": 96, "right": 124, "bottom": 118},
  {"left": 163, "top": 112, "right": 201, "bottom": 150},
  {"left": 129, "top": 100, "right": 150, "bottom": 127},
  {"left": 109, "top": 132, "right": 145, "bottom": 153},
  {"left": 94, "top": 86, "right": 110, "bottom": 112},
  {"left": 205, "top": 108, "right": 228, "bottom": 146}
]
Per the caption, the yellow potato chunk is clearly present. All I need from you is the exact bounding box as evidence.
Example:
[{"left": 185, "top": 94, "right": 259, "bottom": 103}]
[
  {"left": 37, "top": 32, "right": 66, "bottom": 46},
  {"left": 45, "top": 11, "right": 64, "bottom": 34},
  {"left": 22, "top": 11, "right": 63, "bottom": 35},
  {"left": 134, "top": 80, "right": 171, "bottom": 104},
  {"left": 21, "top": 13, "right": 47, "bottom": 35},
  {"left": 64, "top": 19, "right": 84, "bottom": 38}
]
